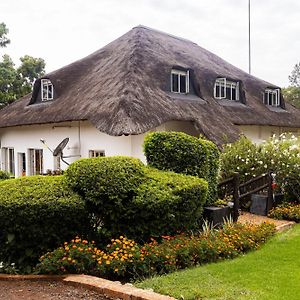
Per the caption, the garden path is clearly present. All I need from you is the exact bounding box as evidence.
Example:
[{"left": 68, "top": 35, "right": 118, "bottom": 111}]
[{"left": 238, "top": 211, "right": 295, "bottom": 231}]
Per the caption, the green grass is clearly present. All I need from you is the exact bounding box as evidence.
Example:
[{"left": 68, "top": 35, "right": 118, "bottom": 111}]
[{"left": 136, "top": 224, "right": 300, "bottom": 300}]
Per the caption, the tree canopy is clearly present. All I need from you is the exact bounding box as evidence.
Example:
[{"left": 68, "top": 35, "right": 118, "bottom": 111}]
[
  {"left": 0, "top": 22, "right": 45, "bottom": 108},
  {"left": 0, "top": 23, "right": 10, "bottom": 47},
  {"left": 282, "top": 62, "right": 300, "bottom": 108}
]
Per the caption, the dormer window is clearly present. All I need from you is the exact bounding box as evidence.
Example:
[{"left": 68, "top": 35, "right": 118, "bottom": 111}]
[
  {"left": 171, "top": 69, "right": 189, "bottom": 94},
  {"left": 41, "top": 79, "right": 53, "bottom": 101},
  {"left": 214, "top": 78, "right": 240, "bottom": 101},
  {"left": 263, "top": 89, "right": 280, "bottom": 107}
]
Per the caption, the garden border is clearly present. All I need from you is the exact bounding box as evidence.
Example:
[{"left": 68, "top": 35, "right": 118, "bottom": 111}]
[{"left": 0, "top": 274, "right": 175, "bottom": 300}]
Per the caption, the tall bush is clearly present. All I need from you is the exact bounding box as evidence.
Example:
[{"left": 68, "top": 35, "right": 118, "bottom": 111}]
[
  {"left": 143, "top": 132, "right": 219, "bottom": 204},
  {"left": 0, "top": 176, "right": 90, "bottom": 271},
  {"left": 220, "top": 134, "right": 300, "bottom": 201}
]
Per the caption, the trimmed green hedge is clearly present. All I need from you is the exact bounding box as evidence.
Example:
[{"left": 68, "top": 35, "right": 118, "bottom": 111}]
[
  {"left": 0, "top": 176, "right": 90, "bottom": 271},
  {"left": 65, "top": 156, "right": 145, "bottom": 206},
  {"left": 143, "top": 132, "right": 220, "bottom": 205},
  {"left": 129, "top": 168, "right": 208, "bottom": 240},
  {"left": 65, "top": 156, "right": 208, "bottom": 242},
  {"left": 0, "top": 170, "right": 10, "bottom": 180}
]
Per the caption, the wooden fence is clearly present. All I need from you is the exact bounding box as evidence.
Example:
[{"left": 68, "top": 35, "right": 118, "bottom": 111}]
[{"left": 218, "top": 171, "right": 275, "bottom": 222}]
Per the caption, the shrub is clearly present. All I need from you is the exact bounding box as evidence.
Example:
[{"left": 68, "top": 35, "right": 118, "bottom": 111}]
[
  {"left": 269, "top": 203, "right": 300, "bottom": 222},
  {"left": 220, "top": 135, "right": 262, "bottom": 183},
  {"left": 127, "top": 168, "right": 208, "bottom": 240},
  {"left": 37, "top": 222, "right": 275, "bottom": 280},
  {"left": 220, "top": 134, "right": 300, "bottom": 201},
  {"left": 0, "top": 176, "right": 90, "bottom": 272},
  {"left": 65, "top": 156, "right": 145, "bottom": 206},
  {"left": 0, "top": 170, "right": 10, "bottom": 180},
  {"left": 143, "top": 132, "right": 220, "bottom": 204},
  {"left": 65, "top": 156, "right": 208, "bottom": 242}
]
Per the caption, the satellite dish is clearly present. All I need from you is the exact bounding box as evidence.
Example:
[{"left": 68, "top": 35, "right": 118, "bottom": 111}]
[{"left": 53, "top": 137, "right": 69, "bottom": 156}]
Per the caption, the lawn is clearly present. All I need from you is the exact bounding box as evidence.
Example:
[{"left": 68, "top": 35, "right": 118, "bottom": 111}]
[{"left": 136, "top": 224, "right": 300, "bottom": 300}]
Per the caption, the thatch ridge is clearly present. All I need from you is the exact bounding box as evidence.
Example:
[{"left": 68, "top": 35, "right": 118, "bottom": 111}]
[{"left": 0, "top": 25, "right": 299, "bottom": 145}]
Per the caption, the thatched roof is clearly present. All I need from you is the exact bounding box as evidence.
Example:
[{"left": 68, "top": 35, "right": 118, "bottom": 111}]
[{"left": 0, "top": 25, "right": 299, "bottom": 145}]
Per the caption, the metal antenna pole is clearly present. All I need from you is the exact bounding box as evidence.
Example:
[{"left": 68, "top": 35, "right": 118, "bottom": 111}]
[{"left": 248, "top": 0, "right": 251, "bottom": 74}]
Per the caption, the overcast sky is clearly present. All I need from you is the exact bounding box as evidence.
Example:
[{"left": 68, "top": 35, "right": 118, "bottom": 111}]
[{"left": 1, "top": 0, "right": 299, "bottom": 87}]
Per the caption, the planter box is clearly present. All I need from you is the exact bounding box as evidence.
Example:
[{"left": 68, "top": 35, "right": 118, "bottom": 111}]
[
  {"left": 250, "top": 194, "right": 268, "bottom": 216},
  {"left": 203, "top": 206, "right": 231, "bottom": 227},
  {"left": 274, "top": 193, "right": 284, "bottom": 207}
]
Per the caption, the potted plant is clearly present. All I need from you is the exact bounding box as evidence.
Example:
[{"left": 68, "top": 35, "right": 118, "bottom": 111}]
[{"left": 204, "top": 196, "right": 233, "bottom": 227}]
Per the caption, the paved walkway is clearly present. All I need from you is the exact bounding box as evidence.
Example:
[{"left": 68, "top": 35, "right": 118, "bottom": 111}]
[{"left": 238, "top": 211, "right": 295, "bottom": 231}]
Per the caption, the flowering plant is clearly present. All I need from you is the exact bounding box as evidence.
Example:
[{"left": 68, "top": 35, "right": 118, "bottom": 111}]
[{"left": 220, "top": 133, "right": 300, "bottom": 201}]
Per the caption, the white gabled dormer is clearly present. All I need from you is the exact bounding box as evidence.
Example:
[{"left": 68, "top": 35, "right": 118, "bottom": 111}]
[
  {"left": 41, "top": 79, "right": 54, "bottom": 101},
  {"left": 171, "top": 69, "right": 190, "bottom": 94},
  {"left": 214, "top": 78, "right": 240, "bottom": 101},
  {"left": 263, "top": 88, "right": 281, "bottom": 107}
]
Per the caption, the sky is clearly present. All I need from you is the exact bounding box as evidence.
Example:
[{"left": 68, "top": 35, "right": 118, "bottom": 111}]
[{"left": 0, "top": 0, "right": 300, "bottom": 87}]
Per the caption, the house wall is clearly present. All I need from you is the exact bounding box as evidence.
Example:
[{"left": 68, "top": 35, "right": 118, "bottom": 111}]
[
  {"left": 4, "top": 121, "right": 296, "bottom": 177},
  {"left": 0, "top": 120, "right": 199, "bottom": 177},
  {"left": 237, "top": 125, "right": 300, "bottom": 143}
]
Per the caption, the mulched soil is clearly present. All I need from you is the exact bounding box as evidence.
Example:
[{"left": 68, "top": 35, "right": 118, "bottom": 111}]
[{"left": 0, "top": 280, "right": 117, "bottom": 300}]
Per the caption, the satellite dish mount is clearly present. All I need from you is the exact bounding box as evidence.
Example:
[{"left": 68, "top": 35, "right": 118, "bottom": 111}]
[{"left": 53, "top": 137, "right": 70, "bottom": 166}]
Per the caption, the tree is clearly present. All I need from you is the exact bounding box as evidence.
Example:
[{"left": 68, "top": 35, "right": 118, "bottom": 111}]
[
  {"left": 282, "top": 86, "right": 300, "bottom": 108},
  {"left": 288, "top": 63, "right": 300, "bottom": 87},
  {"left": 0, "top": 23, "right": 45, "bottom": 108},
  {"left": 282, "top": 62, "right": 300, "bottom": 108},
  {"left": 0, "top": 23, "right": 10, "bottom": 47}
]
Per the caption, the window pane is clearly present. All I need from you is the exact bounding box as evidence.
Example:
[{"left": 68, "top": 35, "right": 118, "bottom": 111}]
[
  {"left": 269, "top": 93, "right": 273, "bottom": 106},
  {"left": 225, "top": 87, "right": 231, "bottom": 99},
  {"left": 215, "top": 83, "right": 220, "bottom": 98},
  {"left": 172, "top": 74, "right": 178, "bottom": 92},
  {"left": 48, "top": 84, "right": 53, "bottom": 99},
  {"left": 232, "top": 87, "right": 236, "bottom": 100},
  {"left": 42, "top": 86, "right": 48, "bottom": 100},
  {"left": 180, "top": 74, "right": 186, "bottom": 93}
]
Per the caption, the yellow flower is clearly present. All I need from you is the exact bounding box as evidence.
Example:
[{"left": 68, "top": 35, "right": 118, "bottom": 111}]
[{"left": 106, "top": 260, "right": 111, "bottom": 265}]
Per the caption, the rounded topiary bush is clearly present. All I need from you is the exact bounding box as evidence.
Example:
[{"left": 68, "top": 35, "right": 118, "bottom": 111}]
[
  {"left": 144, "top": 132, "right": 209, "bottom": 178},
  {"left": 65, "top": 156, "right": 146, "bottom": 206},
  {"left": 0, "top": 175, "right": 90, "bottom": 271},
  {"left": 143, "top": 132, "right": 220, "bottom": 205},
  {"left": 65, "top": 156, "right": 146, "bottom": 240}
]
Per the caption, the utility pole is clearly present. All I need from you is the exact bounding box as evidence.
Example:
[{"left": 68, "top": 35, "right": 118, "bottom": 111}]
[{"left": 248, "top": 0, "right": 251, "bottom": 74}]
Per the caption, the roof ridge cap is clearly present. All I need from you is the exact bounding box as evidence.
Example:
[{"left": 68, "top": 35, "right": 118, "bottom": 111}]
[{"left": 133, "top": 25, "right": 197, "bottom": 45}]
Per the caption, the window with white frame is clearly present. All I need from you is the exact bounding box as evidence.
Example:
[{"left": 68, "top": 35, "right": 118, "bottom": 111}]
[
  {"left": 1, "top": 147, "right": 15, "bottom": 176},
  {"left": 28, "top": 149, "right": 43, "bottom": 175},
  {"left": 214, "top": 78, "right": 240, "bottom": 101},
  {"left": 171, "top": 69, "right": 189, "bottom": 94},
  {"left": 263, "top": 89, "right": 280, "bottom": 107},
  {"left": 89, "top": 150, "right": 105, "bottom": 158},
  {"left": 17, "top": 152, "right": 26, "bottom": 176},
  {"left": 41, "top": 79, "right": 54, "bottom": 101}
]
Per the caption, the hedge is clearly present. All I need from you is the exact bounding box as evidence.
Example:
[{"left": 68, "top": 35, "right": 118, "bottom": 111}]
[
  {"left": 64, "top": 156, "right": 145, "bottom": 206},
  {"left": 0, "top": 176, "right": 90, "bottom": 272},
  {"left": 0, "top": 170, "right": 10, "bottom": 180},
  {"left": 65, "top": 156, "right": 208, "bottom": 242},
  {"left": 129, "top": 168, "right": 208, "bottom": 240},
  {"left": 143, "top": 132, "right": 220, "bottom": 205}
]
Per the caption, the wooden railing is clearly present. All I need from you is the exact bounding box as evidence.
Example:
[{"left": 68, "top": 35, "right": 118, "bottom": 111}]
[{"left": 218, "top": 171, "right": 274, "bottom": 222}]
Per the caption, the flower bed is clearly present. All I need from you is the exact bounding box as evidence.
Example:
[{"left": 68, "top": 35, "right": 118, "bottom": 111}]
[
  {"left": 269, "top": 203, "right": 300, "bottom": 222},
  {"left": 36, "top": 222, "right": 275, "bottom": 280}
]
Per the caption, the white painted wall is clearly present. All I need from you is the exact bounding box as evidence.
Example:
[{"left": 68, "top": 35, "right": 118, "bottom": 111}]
[
  {"left": 237, "top": 125, "right": 300, "bottom": 144},
  {"left": 2, "top": 120, "right": 297, "bottom": 177},
  {"left": 0, "top": 121, "right": 133, "bottom": 176}
]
